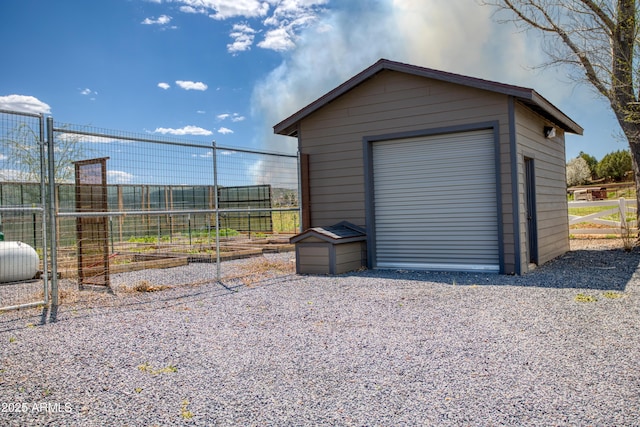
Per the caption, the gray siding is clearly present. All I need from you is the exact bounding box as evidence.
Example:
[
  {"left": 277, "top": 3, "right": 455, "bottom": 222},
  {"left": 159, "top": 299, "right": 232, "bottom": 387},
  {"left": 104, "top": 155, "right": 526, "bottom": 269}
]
[
  {"left": 298, "top": 70, "right": 516, "bottom": 272},
  {"left": 296, "top": 244, "right": 330, "bottom": 274},
  {"left": 334, "top": 242, "right": 366, "bottom": 274},
  {"left": 514, "top": 103, "right": 569, "bottom": 273}
]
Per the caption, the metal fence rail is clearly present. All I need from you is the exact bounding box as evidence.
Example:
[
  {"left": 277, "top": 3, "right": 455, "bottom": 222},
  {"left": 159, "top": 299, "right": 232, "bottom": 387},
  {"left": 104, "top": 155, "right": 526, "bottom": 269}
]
[
  {"left": 0, "top": 110, "right": 298, "bottom": 310},
  {"left": 0, "top": 181, "right": 298, "bottom": 245}
]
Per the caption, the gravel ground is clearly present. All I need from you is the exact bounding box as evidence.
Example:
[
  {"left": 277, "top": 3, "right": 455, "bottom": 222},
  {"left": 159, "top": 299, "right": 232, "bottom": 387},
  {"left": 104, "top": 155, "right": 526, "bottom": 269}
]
[{"left": 0, "top": 240, "right": 639, "bottom": 426}]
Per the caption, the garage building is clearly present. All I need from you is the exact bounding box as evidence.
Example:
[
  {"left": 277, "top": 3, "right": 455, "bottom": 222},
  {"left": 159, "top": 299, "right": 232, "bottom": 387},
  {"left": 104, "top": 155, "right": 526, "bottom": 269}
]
[{"left": 275, "top": 59, "right": 583, "bottom": 274}]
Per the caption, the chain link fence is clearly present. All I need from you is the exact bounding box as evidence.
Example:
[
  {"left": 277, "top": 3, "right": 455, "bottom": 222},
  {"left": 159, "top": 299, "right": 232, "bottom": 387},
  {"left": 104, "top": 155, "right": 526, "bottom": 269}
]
[{"left": 0, "top": 111, "right": 299, "bottom": 310}]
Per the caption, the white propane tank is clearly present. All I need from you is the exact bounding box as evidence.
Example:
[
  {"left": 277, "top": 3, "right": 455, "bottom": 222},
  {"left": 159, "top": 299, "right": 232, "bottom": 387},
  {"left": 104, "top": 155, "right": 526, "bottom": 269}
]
[{"left": 0, "top": 241, "right": 39, "bottom": 283}]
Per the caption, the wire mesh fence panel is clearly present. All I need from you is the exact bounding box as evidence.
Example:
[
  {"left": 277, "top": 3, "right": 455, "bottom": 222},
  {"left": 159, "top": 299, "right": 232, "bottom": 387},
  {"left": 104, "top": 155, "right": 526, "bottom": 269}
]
[
  {"left": 53, "top": 124, "right": 217, "bottom": 292},
  {"left": 215, "top": 148, "right": 300, "bottom": 235},
  {"left": 50, "top": 122, "right": 299, "bottom": 297},
  {"left": 0, "top": 110, "right": 50, "bottom": 311}
]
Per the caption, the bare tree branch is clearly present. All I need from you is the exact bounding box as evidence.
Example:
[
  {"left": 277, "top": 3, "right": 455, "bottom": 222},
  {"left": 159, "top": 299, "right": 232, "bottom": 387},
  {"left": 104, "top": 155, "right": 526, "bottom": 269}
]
[
  {"left": 580, "top": 0, "right": 616, "bottom": 32},
  {"left": 484, "top": 0, "right": 640, "bottom": 229}
]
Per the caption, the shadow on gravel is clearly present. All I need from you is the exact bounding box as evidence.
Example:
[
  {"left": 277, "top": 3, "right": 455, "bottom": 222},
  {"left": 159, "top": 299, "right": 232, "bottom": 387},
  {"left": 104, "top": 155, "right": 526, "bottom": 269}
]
[
  {"left": 0, "top": 282, "right": 237, "bottom": 332},
  {"left": 350, "top": 248, "right": 640, "bottom": 291},
  {"left": 0, "top": 275, "right": 305, "bottom": 332}
]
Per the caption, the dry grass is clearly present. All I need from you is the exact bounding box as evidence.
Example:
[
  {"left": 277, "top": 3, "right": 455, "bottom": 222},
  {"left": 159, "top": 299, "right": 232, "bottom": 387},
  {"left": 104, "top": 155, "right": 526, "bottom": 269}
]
[
  {"left": 7, "top": 255, "right": 296, "bottom": 310},
  {"left": 620, "top": 222, "right": 636, "bottom": 252},
  {"left": 127, "top": 280, "right": 172, "bottom": 293},
  {"left": 51, "top": 283, "right": 116, "bottom": 305},
  {"left": 223, "top": 256, "right": 295, "bottom": 287}
]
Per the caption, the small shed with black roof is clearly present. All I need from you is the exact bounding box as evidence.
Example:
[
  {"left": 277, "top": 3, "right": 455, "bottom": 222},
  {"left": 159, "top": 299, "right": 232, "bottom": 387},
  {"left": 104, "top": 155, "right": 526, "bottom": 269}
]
[{"left": 290, "top": 221, "right": 366, "bottom": 274}]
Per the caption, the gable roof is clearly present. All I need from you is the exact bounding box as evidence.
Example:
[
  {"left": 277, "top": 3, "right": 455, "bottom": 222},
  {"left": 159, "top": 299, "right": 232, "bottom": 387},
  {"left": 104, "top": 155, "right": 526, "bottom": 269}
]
[
  {"left": 273, "top": 58, "right": 584, "bottom": 137},
  {"left": 290, "top": 221, "right": 367, "bottom": 244}
]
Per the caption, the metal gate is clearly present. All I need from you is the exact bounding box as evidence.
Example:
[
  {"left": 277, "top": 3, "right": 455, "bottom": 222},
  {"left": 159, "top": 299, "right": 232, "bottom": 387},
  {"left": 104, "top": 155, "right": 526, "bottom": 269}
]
[
  {"left": 0, "top": 109, "right": 53, "bottom": 311},
  {"left": 74, "top": 157, "right": 110, "bottom": 289}
]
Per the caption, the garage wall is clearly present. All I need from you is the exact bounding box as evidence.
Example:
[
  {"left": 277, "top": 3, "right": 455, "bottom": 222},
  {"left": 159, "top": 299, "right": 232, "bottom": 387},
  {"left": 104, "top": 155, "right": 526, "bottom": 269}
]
[
  {"left": 295, "top": 69, "right": 535, "bottom": 273},
  {"left": 515, "top": 103, "right": 570, "bottom": 271},
  {"left": 298, "top": 69, "right": 512, "bottom": 225}
]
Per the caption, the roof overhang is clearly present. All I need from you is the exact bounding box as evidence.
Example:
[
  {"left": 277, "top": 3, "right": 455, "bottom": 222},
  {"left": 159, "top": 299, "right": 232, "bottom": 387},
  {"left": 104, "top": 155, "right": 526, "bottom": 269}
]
[{"left": 274, "top": 58, "right": 584, "bottom": 137}]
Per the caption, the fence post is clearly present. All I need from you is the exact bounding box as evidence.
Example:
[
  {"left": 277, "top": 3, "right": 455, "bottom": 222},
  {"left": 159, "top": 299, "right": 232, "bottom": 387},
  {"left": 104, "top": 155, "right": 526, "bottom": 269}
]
[
  {"left": 212, "top": 140, "right": 221, "bottom": 282},
  {"left": 46, "top": 117, "right": 59, "bottom": 306},
  {"left": 39, "top": 114, "right": 49, "bottom": 304}
]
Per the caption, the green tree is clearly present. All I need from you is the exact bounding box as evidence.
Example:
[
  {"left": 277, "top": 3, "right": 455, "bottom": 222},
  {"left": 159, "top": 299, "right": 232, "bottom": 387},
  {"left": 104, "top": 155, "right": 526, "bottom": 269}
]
[
  {"left": 596, "top": 150, "right": 633, "bottom": 181},
  {"left": 484, "top": 0, "right": 640, "bottom": 223}
]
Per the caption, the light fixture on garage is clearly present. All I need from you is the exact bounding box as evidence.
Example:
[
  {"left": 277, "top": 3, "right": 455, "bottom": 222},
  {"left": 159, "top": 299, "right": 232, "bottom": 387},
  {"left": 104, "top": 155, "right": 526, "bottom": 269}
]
[{"left": 544, "top": 126, "right": 556, "bottom": 138}]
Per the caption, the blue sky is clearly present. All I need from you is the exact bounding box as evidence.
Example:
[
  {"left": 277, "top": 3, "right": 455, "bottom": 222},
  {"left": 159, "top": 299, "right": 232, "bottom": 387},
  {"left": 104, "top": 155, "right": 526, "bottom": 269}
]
[{"left": 0, "top": 0, "right": 629, "bottom": 163}]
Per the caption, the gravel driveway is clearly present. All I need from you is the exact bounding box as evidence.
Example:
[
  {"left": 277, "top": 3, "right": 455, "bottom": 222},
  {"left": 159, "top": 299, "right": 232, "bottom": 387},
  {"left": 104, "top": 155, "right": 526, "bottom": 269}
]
[{"left": 1, "top": 241, "right": 639, "bottom": 426}]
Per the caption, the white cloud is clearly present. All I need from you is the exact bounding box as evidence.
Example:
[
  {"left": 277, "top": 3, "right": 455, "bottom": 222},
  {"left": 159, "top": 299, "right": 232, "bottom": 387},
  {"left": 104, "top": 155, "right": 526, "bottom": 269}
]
[
  {"left": 79, "top": 88, "right": 98, "bottom": 101},
  {"left": 257, "top": 27, "right": 295, "bottom": 51},
  {"left": 0, "top": 154, "right": 7, "bottom": 160},
  {"left": 217, "top": 127, "right": 234, "bottom": 134},
  {"left": 141, "top": 14, "right": 172, "bottom": 25},
  {"left": 79, "top": 88, "right": 97, "bottom": 101},
  {"left": 217, "top": 112, "right": 245, "bottom": 122},
  {"left": 57, "top": 133, "right": 120, "bottom": 144},
  {"left": 263, "top": 1, "right": 326, "bottom": 27},
  {"left": 179, "top": 5, "right": 207, "bottom": 14},
  {"left": 386, "top": 0, "right": 535, "bottom": 83},
  {"left": 171, "top": 0, "right": 326, "bottom": 52},
  {"left": 108, "top": 170, "right": 135, "bottom": 184},
  {"left": 170, "top": 0, "right": 271, "bottom": 20},
  {"left": 158, "top": 82, "right": 170, "bottom": 90},
  {"left": 175, "top": 80, "right": 208, "bottom": 91},
  {"left": 228, "top": 23, "right": 256, "bottom": 53},
  {"left": 210, "top": 0, "right": 270, "bottom": 20},
  {"left": 193, "top": 149, "right": 234, "bottom": 157},
  {"left": 0, "top": 94, "right": 51, "bottom": 114},
  {"left": 194, "top": 150, "right": 214, "bottom": 158},
  {"left": 153, "top": 125, "right": 213, "bottom": 136},
  {"left": 256, "top": 0, "right": 327, "bottom": 52}
]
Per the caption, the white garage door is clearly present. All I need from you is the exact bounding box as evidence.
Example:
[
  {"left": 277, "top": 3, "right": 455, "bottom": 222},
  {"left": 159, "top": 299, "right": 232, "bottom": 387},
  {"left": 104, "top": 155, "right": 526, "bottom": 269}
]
[{"left": 372, "top": 129, "right": 499, "bottom": 272}]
